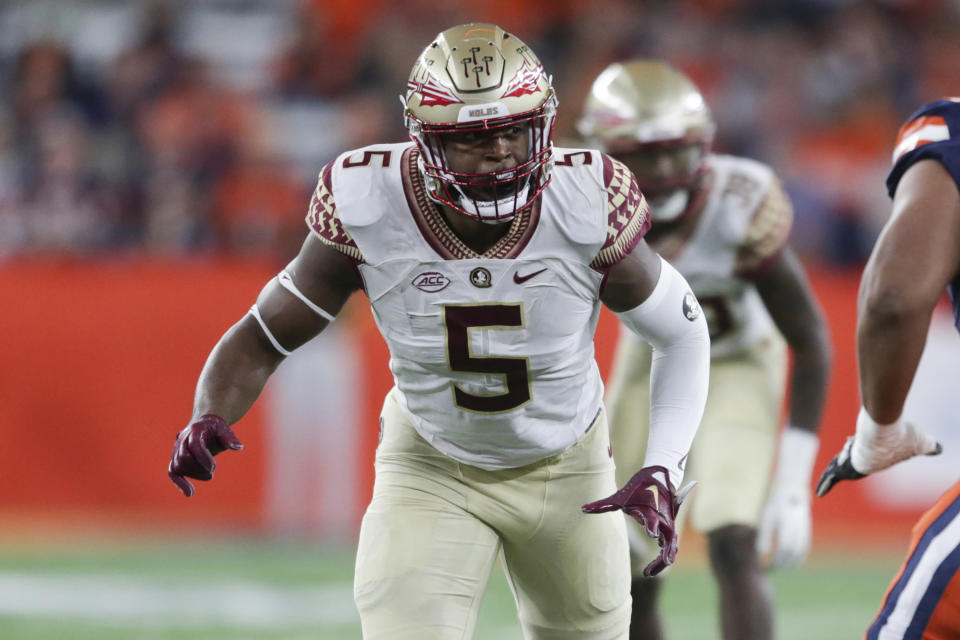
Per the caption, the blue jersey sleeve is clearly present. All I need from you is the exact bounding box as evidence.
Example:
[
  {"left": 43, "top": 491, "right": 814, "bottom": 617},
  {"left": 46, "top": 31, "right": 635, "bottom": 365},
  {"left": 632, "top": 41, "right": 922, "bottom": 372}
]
[
  {"left": 886, "top": 98, "right": 960, "bottom": 198},
  {"left": 886, "top": 98, "right": 960, "bottom": 332}
]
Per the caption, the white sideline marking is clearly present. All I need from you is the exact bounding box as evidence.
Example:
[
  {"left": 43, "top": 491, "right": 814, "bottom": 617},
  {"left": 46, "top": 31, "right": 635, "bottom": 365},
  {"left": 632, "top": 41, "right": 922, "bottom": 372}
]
[{"left": 0, "top": 572, "right": 358, "bottom": 628}]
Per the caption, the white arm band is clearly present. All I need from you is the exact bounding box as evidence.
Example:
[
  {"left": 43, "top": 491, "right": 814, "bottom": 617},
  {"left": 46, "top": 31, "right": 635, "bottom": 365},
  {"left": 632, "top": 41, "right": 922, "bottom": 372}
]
[
  {"left": 249, "top": 304, "right": 292, "bottom": 356},
  {"left": 615, "top": 257, "right": 710, "bottom": 487},
  {"left": 278, "top": 270, "right": 335, "bottom": 321},
  {"left": 248, "top": 271, "right": 337, "bottom": 358}
]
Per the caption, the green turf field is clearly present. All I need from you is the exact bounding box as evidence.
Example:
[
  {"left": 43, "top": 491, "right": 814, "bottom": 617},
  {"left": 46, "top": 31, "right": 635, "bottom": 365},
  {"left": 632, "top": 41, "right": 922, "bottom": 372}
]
[{"left": 0, "top": 538, "right": 900, "bottom": 639}]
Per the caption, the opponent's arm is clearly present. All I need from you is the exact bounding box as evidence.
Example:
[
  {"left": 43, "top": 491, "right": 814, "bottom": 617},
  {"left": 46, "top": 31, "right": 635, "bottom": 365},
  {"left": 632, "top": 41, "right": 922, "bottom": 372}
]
[
  {"left": 753, "top": 246, "right": 831, "bottom": 567},
  {"left": 858, "top": 160, "right": 960, "bottom": 422},
  {"left": 817, "top": 159, "right": 955, "bottom": 496},
  {"left": 583, "top": 239, "right": 711, "bottom": 576},
  {"left": 169, "top": 233, "right": 363, "bottom": 496}
]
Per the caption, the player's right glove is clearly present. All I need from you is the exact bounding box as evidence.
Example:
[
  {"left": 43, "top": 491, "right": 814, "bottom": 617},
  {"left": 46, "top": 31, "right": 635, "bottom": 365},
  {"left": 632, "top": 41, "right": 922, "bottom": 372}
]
[
  {"left": 582, "top": 465, "right": 695, "bottom": 576},
  {"left": 168, "top": 414, "right": 244, "bottom": 497},
  {"left": 816, "top": 407, "right": 941, "bottom": 497}
]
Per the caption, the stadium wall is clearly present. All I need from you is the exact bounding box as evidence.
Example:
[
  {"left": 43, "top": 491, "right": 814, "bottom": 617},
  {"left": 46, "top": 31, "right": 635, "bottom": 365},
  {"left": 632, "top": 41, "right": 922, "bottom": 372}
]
[{"left": 0, "top": 259, "right": 943, "bottom": 546}]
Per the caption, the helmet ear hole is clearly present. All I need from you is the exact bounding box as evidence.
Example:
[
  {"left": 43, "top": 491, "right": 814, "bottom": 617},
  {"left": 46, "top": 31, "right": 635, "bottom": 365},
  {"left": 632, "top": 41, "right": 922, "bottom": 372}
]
[{"left": 403, "top": 23, "right": 557, "bottom": 222}]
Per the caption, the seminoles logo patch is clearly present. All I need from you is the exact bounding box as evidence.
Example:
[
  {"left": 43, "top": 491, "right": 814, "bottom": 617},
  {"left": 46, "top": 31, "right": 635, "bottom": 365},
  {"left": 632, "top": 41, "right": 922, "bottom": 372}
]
[
  {"left": 407, "top": 76, "right": 463, "bottom": 107},
  {"left": 470, "top": 267, "right": 492, "bottom": 288},
  {"left": 501, "top": 60, "right": 544, "bottom": 99},
  {"left": 412, "top": 271, "right": 451, "bottom": 293},
  {"left": 682, "top": 292, "right": 701, "bottom": 321}
]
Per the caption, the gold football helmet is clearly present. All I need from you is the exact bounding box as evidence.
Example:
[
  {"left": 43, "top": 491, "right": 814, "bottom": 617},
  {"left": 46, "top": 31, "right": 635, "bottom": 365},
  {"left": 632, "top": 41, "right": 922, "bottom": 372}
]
[
  {"left": 403, "top": 23, "right": 557, "bottom": 222},
  {"left": 577, "top": 60, "right": 715, "bottom": 221}
]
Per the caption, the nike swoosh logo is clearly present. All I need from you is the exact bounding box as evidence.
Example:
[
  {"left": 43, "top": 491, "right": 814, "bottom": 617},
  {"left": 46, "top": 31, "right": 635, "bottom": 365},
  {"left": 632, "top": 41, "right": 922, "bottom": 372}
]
[{"left": 513, "top": 268, "right": 547, "bottom": 284}]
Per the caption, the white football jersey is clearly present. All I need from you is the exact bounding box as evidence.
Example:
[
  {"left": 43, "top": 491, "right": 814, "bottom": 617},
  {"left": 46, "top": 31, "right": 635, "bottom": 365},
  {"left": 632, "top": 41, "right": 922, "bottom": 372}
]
[
  {"left": 307, "top": 143, "right": 650, "bottom": 469},
  {"left": 648, "top": 154, "right": 793, "bottom": 357}
]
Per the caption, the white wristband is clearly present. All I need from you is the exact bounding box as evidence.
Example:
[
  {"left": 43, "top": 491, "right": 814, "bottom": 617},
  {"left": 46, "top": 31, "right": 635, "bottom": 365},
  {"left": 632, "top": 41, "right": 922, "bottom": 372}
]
[
  {"left": 774, "top": 427, "right": 819, "bottom": 487},
  {"left": 851, "top": 406, "right": 903, "bottom": 472}
]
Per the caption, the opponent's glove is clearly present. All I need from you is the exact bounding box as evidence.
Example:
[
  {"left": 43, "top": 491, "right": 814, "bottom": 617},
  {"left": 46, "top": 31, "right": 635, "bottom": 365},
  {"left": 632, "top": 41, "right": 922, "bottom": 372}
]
[
  {"left": 816, "top": 407, "right": 941, "bottom": 497},
  {"left": 758, "top": 428, "right": 818, "bottom": 569},
  {"left": 168, "top": 414, "right": 244, "bottom": 497},
  {"left": 582, "top": 465, "right": 695, "bottom": 576}
]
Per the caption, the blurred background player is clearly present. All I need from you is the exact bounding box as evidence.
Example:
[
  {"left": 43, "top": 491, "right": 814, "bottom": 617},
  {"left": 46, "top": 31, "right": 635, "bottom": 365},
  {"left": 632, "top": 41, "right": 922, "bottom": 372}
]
[
  {"left": 578, "top": 60, "right": 832, "bottom": 640},
  {"left": 168, "top": 24, "right": 711, "bottom": 639},
  {"left": 817, "top": 97, "right": 959, "bottom": 639}
]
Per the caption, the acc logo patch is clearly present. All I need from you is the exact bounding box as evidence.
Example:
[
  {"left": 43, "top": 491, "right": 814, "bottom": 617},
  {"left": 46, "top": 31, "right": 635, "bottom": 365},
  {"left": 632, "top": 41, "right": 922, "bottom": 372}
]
[
  {"left": 682, "top": 292, "right": 701, "bottom": 321},
  {"left": 412, "top": 271, "right": 451, "bottom": 293},
  {"left": 470, "top": 267, "right": 492, "bottom": 288}
]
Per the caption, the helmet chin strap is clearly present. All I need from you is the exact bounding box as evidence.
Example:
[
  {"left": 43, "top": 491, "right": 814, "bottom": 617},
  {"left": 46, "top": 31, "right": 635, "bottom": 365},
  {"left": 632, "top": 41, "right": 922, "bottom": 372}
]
[{"left": 649, "top": 189, "right": 690, "bottom": 222}]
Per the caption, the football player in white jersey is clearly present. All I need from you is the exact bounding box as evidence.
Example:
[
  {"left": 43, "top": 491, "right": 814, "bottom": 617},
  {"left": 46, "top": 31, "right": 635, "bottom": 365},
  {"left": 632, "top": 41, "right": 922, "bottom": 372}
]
[
  {"left": 166, "top": 26, "right": 710, "bottom": 640},
  {"left": 578, "top": 60, "right": 832, "bottom": 640}
]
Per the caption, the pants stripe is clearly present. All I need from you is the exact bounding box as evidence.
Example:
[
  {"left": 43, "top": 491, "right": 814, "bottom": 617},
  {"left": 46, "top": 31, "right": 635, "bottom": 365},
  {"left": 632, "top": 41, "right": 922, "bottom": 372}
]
[
  {"left": 903, "top": 543, "right": 960, "bottom": 638},
  {"left": 867, "top": 487, "right": 960, "bottom": 639}
]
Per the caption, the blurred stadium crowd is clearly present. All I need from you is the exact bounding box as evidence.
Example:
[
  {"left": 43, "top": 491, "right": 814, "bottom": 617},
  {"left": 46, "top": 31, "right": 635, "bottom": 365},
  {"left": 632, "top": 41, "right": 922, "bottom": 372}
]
[{"left": 0, "top": 0, "right": 956, "bottom": 263}]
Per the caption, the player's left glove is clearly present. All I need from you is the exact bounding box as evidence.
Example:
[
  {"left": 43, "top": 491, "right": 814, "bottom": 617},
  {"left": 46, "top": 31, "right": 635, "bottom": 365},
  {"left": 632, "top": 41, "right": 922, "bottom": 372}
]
[
  {"left": 816, "top": 407, "right": 942, "bottom": 497},
  {"left": 168, "top": 414, "right": 244, "bottom": 497},
  {"left": 757, "top": 428, "right": 818, "bottom": 569},
  {"left": 582, "top": 465, "right": 695, "bottom": 576}
]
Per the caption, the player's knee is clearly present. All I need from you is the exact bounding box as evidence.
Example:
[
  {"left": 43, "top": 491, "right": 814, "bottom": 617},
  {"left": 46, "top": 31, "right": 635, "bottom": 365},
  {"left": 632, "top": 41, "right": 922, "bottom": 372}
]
[
  {"left": 707, "top": 524, "right": 760, "bottom": 579},
  {"left": 520, "top": 614, "right": 631, "bottom": 640},
  {"left": 355, "top": 572, "right": 477, "bottom": 639}
]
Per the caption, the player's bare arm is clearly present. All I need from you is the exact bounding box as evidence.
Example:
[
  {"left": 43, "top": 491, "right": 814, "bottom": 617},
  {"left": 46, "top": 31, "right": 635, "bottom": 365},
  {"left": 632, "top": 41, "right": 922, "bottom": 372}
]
[
  {"left": 858, "top": 159, "right": 960, "bottom": 422},
  {"left": 585, "top": 238, "right": 711, "bottom": 576},
  {"left": 169, "top": 233, "right": 362, "bottom": 496},
  {"left": 754, "top": 246, "right": 831, "bottom": 433},
  {"left": 599, "top": 238, "right": 661, "bottom": 311},
  {"left": 818, "top": 159, "right": 954, "bottom": 496},
  {"left": 753, "top": 245, "right": 831, "bottom": 566}
]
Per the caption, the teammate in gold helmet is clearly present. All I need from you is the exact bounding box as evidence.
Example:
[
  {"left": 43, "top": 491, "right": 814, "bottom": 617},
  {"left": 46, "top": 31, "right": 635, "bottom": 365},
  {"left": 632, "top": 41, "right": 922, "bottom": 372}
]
[
  {"left": 580, "top": 60, "right": 832, "bottom": 640},
  {"left": 579, "top": 60, "right": 715, "bottom": 223}
]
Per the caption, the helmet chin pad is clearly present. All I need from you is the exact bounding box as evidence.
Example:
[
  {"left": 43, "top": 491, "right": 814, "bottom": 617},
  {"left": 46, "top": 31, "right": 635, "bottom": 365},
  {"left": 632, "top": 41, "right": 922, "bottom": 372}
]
[
  {"left": 419, "top": 153, "right": 542, "bottom": 222},
  {"left": 449, "top": 180, "right": 534, "bottom": 223}
]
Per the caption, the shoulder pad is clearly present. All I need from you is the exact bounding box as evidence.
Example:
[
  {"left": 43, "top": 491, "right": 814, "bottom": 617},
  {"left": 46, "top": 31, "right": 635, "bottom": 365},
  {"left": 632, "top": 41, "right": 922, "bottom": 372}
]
[
  {"left": 590, "top": 154, "right": 651, "bottom": 270},
  {"left": 305, "top": 161, "right": 363, "bottom": 262}
]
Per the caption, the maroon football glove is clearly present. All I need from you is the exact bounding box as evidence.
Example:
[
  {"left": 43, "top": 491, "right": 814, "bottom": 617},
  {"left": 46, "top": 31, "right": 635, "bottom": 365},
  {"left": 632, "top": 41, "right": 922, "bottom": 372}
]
[
  {"left": 168, "top": 414, "right": 243, "bottom": 497},
  {"left": 582, "top": 465, "right": 695, "bottom": 576}
]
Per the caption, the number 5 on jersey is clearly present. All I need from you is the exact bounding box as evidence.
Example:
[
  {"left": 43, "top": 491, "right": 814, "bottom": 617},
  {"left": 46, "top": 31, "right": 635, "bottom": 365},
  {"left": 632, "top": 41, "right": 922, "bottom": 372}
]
[{"left": 443, "top": 304, "right": 532, "bottom": 413}]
